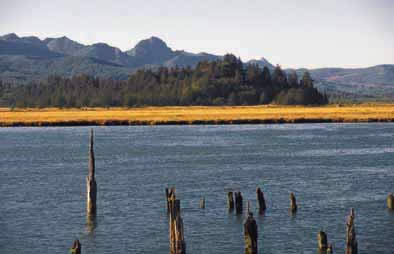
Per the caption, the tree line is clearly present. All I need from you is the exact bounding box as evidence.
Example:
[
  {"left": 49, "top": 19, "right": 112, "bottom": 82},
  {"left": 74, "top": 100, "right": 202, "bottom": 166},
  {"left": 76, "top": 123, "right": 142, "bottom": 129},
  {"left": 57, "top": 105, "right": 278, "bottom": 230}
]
[{"left": 0, "top": 54, "right": 328, "bottom": 108}]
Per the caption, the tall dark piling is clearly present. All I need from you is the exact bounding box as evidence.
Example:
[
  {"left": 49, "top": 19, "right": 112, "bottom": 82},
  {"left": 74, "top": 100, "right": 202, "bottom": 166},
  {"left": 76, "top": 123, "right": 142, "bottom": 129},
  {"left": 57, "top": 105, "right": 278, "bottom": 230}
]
[
  {"left": 289, "top": 192, "right": 297, "bottom": 213},
  {"left": 168, "top": 195, "right": 186, "bottom": 254},
  {"left": 317, "top": 231, "right": 328, "bottom": 250},
  {"left": 256, "top": 187, "right": 266, "bottom": 213},
  {"left": 244, "top": 212, "right": 258, "bottom": 254},
  {"left": 387, "top": 193, "right": 394, "bottom": 209},
  {"left": 346, "top": 208, "right": 358, "bottom": 254},
  {"left": 235, "top": 192, "right": 243, "bottom": 214},
  {"left": 70, "top": 240, "right": 81, "bottom": 254},
  {"left": 228, "top": 192, "right": 234, "bottom": 211},
  {"left": 86, "top": 130, "right": 97, "bottom": 218}
]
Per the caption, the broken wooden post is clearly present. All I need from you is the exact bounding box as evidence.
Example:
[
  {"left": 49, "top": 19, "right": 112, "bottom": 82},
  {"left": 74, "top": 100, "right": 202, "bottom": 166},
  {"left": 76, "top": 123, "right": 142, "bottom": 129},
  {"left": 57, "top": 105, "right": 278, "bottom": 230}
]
[
  {"left": 256, "top": 187, "right": 266, "bottom": 213},
  {"left": 289, "top": 192, "right": 297, "bottom": 213},
  {"left": 244, "top": 212, "right": 258, "bottom": 254},
  {"left": 317, "top": 231, "right": 328, "bottom": 250},
  {"left": 228, "top": 192, "right": 234, "bottom": 211},
  {"left": 387, "top": 193, "right": 394, "bottom": 209},
  {"left": 86, "top": 129, "right": 97, "bottom": 218},
  {"left": 200, "top": 197, "right": 205, "bottom": 209},
  {"left": 166, "top": 187, "right": 176, "bottom": 212},
  {"left": 70, "top": 239, "right": 81, "bottom": 254},
  {"left": 327, "top": 244, "right": 333, "bottom": 254},
  {"left": 235, "top": 192, "right": 243, "bottom": 214},
  {"left": 346, "top": 208, "right": 358, "bottom": 254},
  {"left": 168, "top": 196, "right": 186, "bottom": 254}
]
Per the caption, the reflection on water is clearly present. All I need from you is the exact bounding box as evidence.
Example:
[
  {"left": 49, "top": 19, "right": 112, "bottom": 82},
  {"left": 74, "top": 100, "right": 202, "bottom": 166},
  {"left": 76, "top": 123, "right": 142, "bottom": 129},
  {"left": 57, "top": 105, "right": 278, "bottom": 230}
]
[{"left": 0, "top": 123, "right": 394, "bottom": 254}]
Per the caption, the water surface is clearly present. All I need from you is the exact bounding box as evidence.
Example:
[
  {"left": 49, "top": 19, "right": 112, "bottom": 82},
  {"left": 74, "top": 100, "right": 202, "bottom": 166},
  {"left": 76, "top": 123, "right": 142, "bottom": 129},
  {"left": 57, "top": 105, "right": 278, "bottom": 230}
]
[{"left": 1, "top": 123, "right": 394, "bottom": 254}]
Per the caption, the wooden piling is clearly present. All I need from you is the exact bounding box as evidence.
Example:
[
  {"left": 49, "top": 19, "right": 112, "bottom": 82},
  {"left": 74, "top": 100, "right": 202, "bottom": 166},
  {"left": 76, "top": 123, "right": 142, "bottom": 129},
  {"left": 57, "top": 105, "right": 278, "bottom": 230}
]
[
  {"left": 228, "top": 192, "right": 234, "bottom": 211},
  {"left": 317, "top": 231, "right": 328, "bottom": 250},
  {"left": 346, "top": 208, "right": 358, "bottom": 254},
  {"left": 387, "top": 193, "right": 394, "bottom": 209},
  {"left": 86, "top": 129, "right": 97, "bottom": 217},
  {"left": 244, "top": 212, "right": 258, "bottom": 254},
  {"left": 168, "top": 196, "right": 186, "bottom": 254},
  {"left": 200, "top": 197, "right": 205, "bottom": 209},
  {"left": 289, "top": 192, "right": 297, "bottom": 213},
  {"left": 327, "top": 244, "right": 333, "bottom": 254},
  {"left": 70, "top": 240, "right": 81, "bottom": 254},
  {"left": 256, "top": 187, "right": 266, "bottom": 213},
  {"left": 235, "top": 192, "right": 243, "bottom": 214}
]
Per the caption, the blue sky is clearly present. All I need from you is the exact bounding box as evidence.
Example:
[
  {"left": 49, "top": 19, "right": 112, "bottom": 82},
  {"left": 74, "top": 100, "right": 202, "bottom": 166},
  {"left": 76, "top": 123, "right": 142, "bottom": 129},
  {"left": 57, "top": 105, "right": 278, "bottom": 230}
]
[{"left": 1, "top": 0, "right": 393, "bottom": 68}]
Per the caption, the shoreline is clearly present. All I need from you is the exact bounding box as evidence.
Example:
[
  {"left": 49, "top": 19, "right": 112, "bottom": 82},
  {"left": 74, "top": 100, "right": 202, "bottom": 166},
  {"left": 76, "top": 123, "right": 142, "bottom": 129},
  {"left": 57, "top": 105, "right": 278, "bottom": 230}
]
[{"left": 1, "top": 105, "right": 394, "bottom": 127}]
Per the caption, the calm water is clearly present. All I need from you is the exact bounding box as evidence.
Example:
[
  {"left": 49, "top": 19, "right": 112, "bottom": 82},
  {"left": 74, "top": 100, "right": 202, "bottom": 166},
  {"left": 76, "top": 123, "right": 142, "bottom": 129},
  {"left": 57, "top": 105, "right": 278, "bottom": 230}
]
[{"left": 1, "top": 124, "right": 394, "bottom": 254}]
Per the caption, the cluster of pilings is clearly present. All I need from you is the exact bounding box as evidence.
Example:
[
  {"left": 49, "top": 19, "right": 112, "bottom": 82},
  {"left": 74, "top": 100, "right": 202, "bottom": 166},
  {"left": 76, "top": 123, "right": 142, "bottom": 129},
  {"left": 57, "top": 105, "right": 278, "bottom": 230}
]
[{"left": 69, "top": 131, "right": 365, "bottom": 254}]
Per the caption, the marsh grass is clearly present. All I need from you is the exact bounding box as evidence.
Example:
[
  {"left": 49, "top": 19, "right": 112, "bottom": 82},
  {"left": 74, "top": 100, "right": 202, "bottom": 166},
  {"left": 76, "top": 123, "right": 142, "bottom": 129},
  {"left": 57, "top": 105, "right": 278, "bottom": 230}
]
[{"left": 1, "top": 104, "right": 394, "bottom": 126}]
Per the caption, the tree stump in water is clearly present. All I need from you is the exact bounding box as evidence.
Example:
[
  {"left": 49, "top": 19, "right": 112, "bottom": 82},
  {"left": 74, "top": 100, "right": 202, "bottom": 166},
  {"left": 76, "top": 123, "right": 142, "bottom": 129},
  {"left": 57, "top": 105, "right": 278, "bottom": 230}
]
[
  {"left": 168, "top": 196, "right": 186, "bottom": 254},
  {"left": 318, "top": 231, "right": 328, "bottom": 250},
  {"left": 289, "top": 192, "right": 297, "bottom": 213},
  {"left": 70, "top": 240, "right": 81, "bottom": 254},
  {"left": 166, "top": 187, "right": 176, "bottom": 212},
  {"left": 256, "top": 187, "right": 266, "bottom": 213},
  {"left": 86, "top": 129, "right": 97, "bottom": 218},
  {"left": 346, "top": 208, "right": 358, "bottom": 254},
  {"left": 244, "top": 212, "right": 258, "bottom": 254},
  {"left": 235, "top": 192, "right": 243, "bottom": 214},
  {"left": 387, "top": 193, "right": 394, "bottom": 209},
  {"left": 228, "top": 192, "right": 234, "bottom": 211}
]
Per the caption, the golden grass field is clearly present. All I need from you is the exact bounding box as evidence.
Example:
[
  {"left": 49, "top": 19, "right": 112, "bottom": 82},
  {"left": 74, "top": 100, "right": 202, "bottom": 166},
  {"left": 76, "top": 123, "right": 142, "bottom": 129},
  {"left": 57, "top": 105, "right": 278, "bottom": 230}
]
[{"left": 1, "top": 104, "right": 394, "bottom": 126}]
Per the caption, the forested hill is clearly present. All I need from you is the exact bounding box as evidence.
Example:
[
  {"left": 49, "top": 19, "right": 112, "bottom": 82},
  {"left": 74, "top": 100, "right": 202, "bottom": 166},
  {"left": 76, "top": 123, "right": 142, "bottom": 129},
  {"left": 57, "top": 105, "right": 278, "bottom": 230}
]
[{"left": 0, "top": 54, "right": 327, "bottom": 107}]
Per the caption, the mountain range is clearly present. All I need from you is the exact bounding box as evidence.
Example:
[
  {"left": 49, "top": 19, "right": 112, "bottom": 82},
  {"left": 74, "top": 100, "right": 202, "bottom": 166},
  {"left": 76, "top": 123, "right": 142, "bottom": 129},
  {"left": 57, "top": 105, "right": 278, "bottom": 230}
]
[{"left": 1, "top": 33, "right": 393, "bottom": 100}]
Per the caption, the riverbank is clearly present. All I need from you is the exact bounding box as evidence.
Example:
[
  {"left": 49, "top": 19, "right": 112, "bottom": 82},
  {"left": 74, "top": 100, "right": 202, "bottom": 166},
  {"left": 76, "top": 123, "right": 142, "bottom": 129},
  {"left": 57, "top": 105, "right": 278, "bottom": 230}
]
[{"left": 1, "top": 104, "right": 394, "bottom": 127}]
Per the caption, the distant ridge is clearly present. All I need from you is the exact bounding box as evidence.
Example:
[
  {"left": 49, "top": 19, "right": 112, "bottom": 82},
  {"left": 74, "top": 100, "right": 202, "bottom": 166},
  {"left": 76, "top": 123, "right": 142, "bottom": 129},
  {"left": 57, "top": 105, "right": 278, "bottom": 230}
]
[{"left": 0, "top": 33, "right": 393, "bottom": 100}]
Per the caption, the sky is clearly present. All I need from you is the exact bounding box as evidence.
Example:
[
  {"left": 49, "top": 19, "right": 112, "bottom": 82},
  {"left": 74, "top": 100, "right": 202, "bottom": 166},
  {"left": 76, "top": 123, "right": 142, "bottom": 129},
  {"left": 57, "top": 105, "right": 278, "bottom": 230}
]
[{"left": 1, "top": 0, "right": 393, "bottom": 69}]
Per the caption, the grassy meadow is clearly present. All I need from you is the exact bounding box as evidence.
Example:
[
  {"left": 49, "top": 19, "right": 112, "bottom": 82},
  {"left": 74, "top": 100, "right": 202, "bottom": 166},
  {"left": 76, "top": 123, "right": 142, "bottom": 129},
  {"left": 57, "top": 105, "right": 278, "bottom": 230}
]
[{"left": 1, "top": 104, "right": 394, "bottom": 127}]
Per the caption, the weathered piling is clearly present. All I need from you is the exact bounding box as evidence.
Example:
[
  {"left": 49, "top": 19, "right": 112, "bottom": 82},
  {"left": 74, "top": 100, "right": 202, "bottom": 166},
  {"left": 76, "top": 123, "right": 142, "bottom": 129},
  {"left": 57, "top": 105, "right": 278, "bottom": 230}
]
[
  {"left": 346, "top": 208, "right": 358, "bottom": 254},
  {"left": 289, "top": 192, "right": 297, "bottom": 213},
  {"left": 86, "top": 129, "right": 97, "bottom": 217},
  {"left": 327, "top": 244, "right": 333, "bottom": 254},
  {"left": 387, "top": 193, "right": 394, "bottom": 209},
  {"left": 199, "top": 197, "right": 205, "bottom": 209},
  {"left": 70, "top": 240, "right": 81, "bottom": 254},
  {"left": 228, "top": 192, "right": 234, "bottom": 211},
  {"left": 166, "top": 187, "right": 176, "bottom": 212},
  {"left": 317, "top": 231, "right": 328, "bottom": 250},
  {"left": 256, "top": 187, "right": 266, "bottom": 213},
  {"left": 235, "top": 192, "right": 243, "bottom": 214},
  {"left": 244, "top": 212, "right": 258, "bottom": 254},
  {"left": 168, "top": 196, "right": 186, "bottom": 254}
]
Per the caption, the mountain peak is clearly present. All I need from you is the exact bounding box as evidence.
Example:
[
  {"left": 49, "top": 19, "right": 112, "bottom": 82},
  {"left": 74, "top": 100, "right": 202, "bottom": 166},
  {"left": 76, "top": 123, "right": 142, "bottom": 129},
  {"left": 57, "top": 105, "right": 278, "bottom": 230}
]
[
  {"left": 126, "top": 36, "right": 173, "bottom": 64},
  {"left": 0, "top": 33, "right": 20, "bottom": 41}
]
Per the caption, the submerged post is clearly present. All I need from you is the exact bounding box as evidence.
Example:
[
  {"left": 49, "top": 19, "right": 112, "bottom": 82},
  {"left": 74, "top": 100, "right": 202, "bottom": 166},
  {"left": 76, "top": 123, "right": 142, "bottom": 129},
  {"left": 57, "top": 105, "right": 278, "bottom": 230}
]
[
  {"left": 317, "top": 231, "right": 328, "bottom": 251},
  {"left": 228, "top": 192, "right": 234, "bottom": 211},
  {"left": 200, "top": 197, "right": 205, "bottom": 209},
  {"left": 346, "top": 208, "right": 358, "bottom": 254},
  {"left": 256, "top": 187, "right": 266, "bottom": 213},
  {"left": 387, "top": 193, "right": 394, "bottom": 209},
  {"left": 327, "top": 244, "right": 333, "bottom": 254},
  {"left": 235, "top": 192, "right": 243, "bottom": 214},
  {"left": 289, "top": 192, "right": 297, "bottom": 213},
  {"left": 70, "top": 240, "right": 81, "bottom": 254},
  {"left": 244, "top": 212, "right": 258, "bottom": 254},
  {"left": 168, "top": 195, "right": 186, "bottom": 254},
  {"left": 86, "top": 129, "right": 97, "bottom": 218}
]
